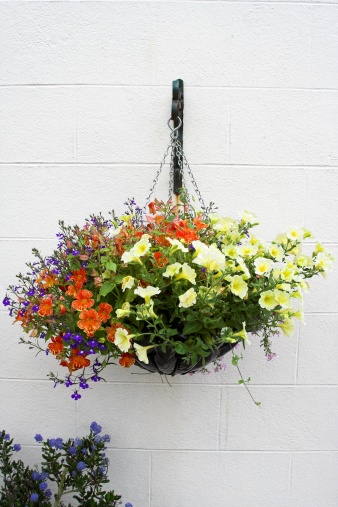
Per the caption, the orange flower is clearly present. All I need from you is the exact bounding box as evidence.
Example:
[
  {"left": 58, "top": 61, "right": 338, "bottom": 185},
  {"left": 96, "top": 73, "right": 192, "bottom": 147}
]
[
  {"left": 38, "top": 298, "right": 53, "bottom": 316},
  {"left": 153, "top": 251, "right": 168, "bottom": 267},
  {"left": 59, "top": 304, "right": 67, "bottom": 315},
  {"left": 72, "top": 289, "right": 95, "bottom": 311},
  {"left": 148, "top": 201, "right": 156, "bottom": 214},
  {"left": 60, "top": 353, "right": 90, "bottom": 373},
  {"left": 77, "top": 309, "right": 101, "bottom": 336},
  {"left": 70, "top": 268, "right": 87, "bottom": 290},
  {"left": 36, "top": 269, "right": 58, "bottom": 289},
  {"left": 97, "top": 302, "right": 113, "bottom": 323},
  {"left": 119, "top": 353, "right": 135, "bottom": 368},
  {"left": 48, "top": 336, "right": 64, "bottom": 355},
  {"left": 66, "top": 285, "right": 78, "bottom": 298},
  {"left": 193, "top": 216, "right": 208, "bottom": 231}
]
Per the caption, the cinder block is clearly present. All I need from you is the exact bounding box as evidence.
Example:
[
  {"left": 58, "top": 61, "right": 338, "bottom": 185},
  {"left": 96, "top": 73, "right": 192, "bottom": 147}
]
[
  {"left": 77, "top": 384, "right": 220, "bottom": 450},
  {"left": 106, "top": 450, "right": 150, "bottom": 507},
  {"left": 76, "top": 86, "right": 231, "bottom": 165},
  {"left": 310, "top": 5, "right": 338, "bottom": 89},
  {"left": 290, "top": 452, "right": 338, "bottom": 507},
  {"left": 151, "top": 451, "right": 291, "bottom": 507},
  {"left": 230, "top": 90, "right": 338, "bottom": 166},
  {"left": 297, "top": 314, "right": 338, "bottom": 384},
  {"left": 0, "top": 87, "right": 75, "bottom": 162},
  {"left": 0, "top": 380, "right": 77, "bottom": 444},
  {"left": 223, "top": 385, "right": 338, "bottom": 450}
]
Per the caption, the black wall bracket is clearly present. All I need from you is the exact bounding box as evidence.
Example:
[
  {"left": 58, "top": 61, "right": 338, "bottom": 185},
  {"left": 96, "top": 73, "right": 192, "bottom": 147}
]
[{"left": 171, "top": 79, "right": 184, "bottom": 196}]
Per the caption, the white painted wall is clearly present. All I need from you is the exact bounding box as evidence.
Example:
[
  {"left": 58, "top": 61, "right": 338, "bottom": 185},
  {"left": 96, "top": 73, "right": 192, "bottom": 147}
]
[{"left": 1, "top": 1, "right": 338, "bottom": 506}]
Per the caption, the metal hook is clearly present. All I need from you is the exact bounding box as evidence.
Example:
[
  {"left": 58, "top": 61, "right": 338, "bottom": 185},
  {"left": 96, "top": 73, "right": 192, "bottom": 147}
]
[
  {"left": 170, "top": 79, "right": 184, "bottom": 196},
  {"left": 167, "top": 116, "right": 182, "bottom": 134}
]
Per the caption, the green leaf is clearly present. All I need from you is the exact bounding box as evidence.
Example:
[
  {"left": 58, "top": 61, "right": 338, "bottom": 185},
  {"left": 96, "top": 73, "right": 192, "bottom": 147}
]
[
  {"left": 182, "top": 320, "right": 203, "bottom": 335},
  {"left": 105, "top": 261, "right": 117, "bottom": 272},
  {"left": 99, "top": 282, "right": 114, "bottom": 297},
  {"left": 174, "top": 342, "right": 187, "bottom": 355}
]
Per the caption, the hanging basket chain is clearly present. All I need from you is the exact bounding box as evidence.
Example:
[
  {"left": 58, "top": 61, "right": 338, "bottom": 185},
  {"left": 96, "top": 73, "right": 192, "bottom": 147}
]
[{"left": 144, "top": 119, "right": 207, "bottom": 214}]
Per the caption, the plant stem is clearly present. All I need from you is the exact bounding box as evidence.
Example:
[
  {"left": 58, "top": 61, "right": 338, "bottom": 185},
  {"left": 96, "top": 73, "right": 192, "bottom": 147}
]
[{"left": 53, "top": 467, "right": 67, "bottom": 507}]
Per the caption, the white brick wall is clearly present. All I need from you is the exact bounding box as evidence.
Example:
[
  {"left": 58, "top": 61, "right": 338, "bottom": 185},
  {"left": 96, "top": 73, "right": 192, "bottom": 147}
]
[{"left": 1, "top": 1, "right": 337, "bottom": 506}]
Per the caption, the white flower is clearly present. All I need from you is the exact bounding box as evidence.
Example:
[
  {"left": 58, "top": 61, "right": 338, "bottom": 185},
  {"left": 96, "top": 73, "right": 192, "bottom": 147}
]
[
  {"left": 133, "top": 343, "right": 155, "bottom": 364},
  {"left": 178, "top": 288, "right": 197, "bottom": 308},
  {"left": 230, "top": 275, "right": 248, "bottom": 299},
  {"left": 166, "top": 237, "right": 189, "bottom": 252},
  {"left": 163, "top": 263, "right": 182, "bottom": 278},
  {"left": 132, "top": 236, "right": 151, "bottom": 257},
  {"left": 254, "top": 257, "right": 274, "bottom": 276},
  {"left": 116, "top": 302, "right": 131, "bottom": 318},
  {"left": 259, "top": 290, "right": 278, "bottom": 310},
  {"left": 286, "top": 227, "right": 304, "bottom": 242},
  {"left": 115, "top": 328, "right": 132, "bottom": 352},
  {"left": 175, "top": 263, "right": 196, "bottom": 284},
  {"left": 237, "top": 243, "right": 258, "bottom": 258},
  {"left": 193, "top": 245, "right": 225, "bottom": 272},
  {"left": 240, "top": 210, "right": 257, "bottom": 223},
  {"left": 134, "top": 285, "right": 161, "bottom": 304},
  {"left": 121, "top": 276, "right": 135, "bottom": 291}
]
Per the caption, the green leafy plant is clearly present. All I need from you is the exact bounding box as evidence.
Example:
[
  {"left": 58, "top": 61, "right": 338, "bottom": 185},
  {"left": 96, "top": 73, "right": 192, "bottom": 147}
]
[{"left": 0, "top": 422, "right": 129, "bottom": 507}]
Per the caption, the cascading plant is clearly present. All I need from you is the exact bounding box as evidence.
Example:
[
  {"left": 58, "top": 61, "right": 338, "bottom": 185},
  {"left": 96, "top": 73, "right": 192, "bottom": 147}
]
[{"left": 4, "top": 196, "right": 334, "bottom": 402}]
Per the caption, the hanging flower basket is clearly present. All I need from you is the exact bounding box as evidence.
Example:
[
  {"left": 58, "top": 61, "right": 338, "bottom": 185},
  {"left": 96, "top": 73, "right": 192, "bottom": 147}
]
[{"left": 3, "top": 81, "right": 334, "bottom": 400}]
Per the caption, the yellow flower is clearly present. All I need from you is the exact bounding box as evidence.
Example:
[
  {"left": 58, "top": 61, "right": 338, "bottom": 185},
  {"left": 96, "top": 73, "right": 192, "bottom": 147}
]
[
  {"left": 240, "top": 210, "right": 257, "bottom": 223},
  {"left": 315, "top": 252, "right": 334, "bottom": 272},
  {"left": 166, "top": 237, "right": 189, "bottom": 252},
  {"left": 230, "top": 275, "right": 248, "bottom": 299},
  {"left": 286, "top": 227, "right": 303, "bottom": 242},
  {"left": 269, "top": 244, "right": 284, "bottom": 261},
  {"left": 254, "top": 257, "right": 274, "bottom": 276},
  {"left": 278, "top": 318, "right": 295, "bottom": 337},
  {"left": 178, "top": 288, "right": 197, "bottom": 308},
  {"left": 315, "top": 242, "right": 326, "bottom": 254},
  {"left": 193, "top": 245, "right": 225, "bottom": 272},
  {"left": 134, "top": 343, "right": 155, "bottom": 364},
  {"left": 116, "top": 302, "right": 131, "bottom": 318},
  {"left": 132, "top": 236, "right": 151, "bottom": 257},
  {"left": 231, "top": 322, "right": 248, "bottom": 341},
  {"left": 274, "top": 290, "right": 291, "bottom": 309},
  {"left": 134, "top": 285, "right": 161, "bottom": 304},
  {"left": 175, "top": 263, "right": 196, "bottom": 285},
  {"left": 121, "top": 249, "right": 143, "bottom": 264},
  {"left": 222, "top": 244, "right": 238, "bottom": 259},
  {"left": 295, "top": 255, "right": 313, "bottom": 268},
  {"left": 163, "top": 263, "right": 182, "bottom": 278},
  {"left": 121, "top": 276, "right": 135, "bottom": 291},
  {"left": 259, "top": 290, "right": 278, "bottom": 310},
  {"left": 237, "top": 243, "right": 258, "bottom": 258},
  {"left": 115, "top": 328, "right": 132, "bottom": 352},
  {"left": 136, "top": 302, "right": 158, "bottom": 320}
]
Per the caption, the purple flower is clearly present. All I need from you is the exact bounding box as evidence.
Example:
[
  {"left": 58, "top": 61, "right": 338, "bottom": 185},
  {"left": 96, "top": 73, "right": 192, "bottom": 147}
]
[
  {"left": 4, "top": 434, "right": 10, "bottom": 440},
  {"left": 125, "top": 503, "right": 133, "bottom": 507},
  {"left": 39, "top": 482, "right": 48, "bottom": 491},
  {"left": 76, "top": 461, "right": 86, "bottom": 471},
  {"left": 74, "top": 438, "right": 82, "bottom": 447},
  {"left": 45, "top": 489, "right": 52, "bottom": 499},
  {"left": 32, "top": 305, "right": 39, "bottom": 312},
  {"left": 69, "top": 446, "right": 77, "bottom": 455},
  {"left": 39, "top": 472, "right": 48, "bottom": 481},
  {"left": 34, "top": 434, "right": 43, "bottom": 443},
  {"left": 72, "top": 250, "right": 80, "bottom": 256},
  {"left": 27, "top": 289, "right": 35, "bottom": 296},
  {"left": 13, "top": 443, "right": 21, "bottom": 452},
  {"left": 71, "top": 391, "right": 81, "bottom": 400},
  {"left": 48, "top": 438, "right": 63, "bottom": 450},
  {"left": 30, "top": 493, "right": 39, "bottom": 503},
  {"left": 2, "top": 296, "right": 11, "bottom": 306},
  {"left": 32, "top": 471, "right": 40, "bottom": 480},
  {"left": 90, "top": 421, "right": 102, "bottom": 435}
]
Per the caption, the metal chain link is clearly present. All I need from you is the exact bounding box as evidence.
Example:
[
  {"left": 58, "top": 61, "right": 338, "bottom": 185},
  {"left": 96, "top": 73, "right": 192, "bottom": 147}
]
[{"left": 144, "top": 121, "right": 206, "bottom": 214}]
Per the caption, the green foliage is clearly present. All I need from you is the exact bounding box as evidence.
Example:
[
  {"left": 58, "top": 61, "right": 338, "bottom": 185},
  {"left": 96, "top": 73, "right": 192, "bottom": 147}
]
[{"left": 0, "top": 424, "right": 124, "bottom": 507}]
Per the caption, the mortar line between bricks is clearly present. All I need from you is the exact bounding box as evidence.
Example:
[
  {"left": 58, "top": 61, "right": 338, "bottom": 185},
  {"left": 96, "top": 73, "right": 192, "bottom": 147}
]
[
  {"left": 1, "top": 162, "right": 338, "bottom": 168},
  {"left": 1, "top": 83, "right": 338, "bottom": 90},
  {"left": 17, "top": 445, "right": 338, "bottom": 453},
  {"left": 288, "top": 453, "right": 294, "bottom": 507}
]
